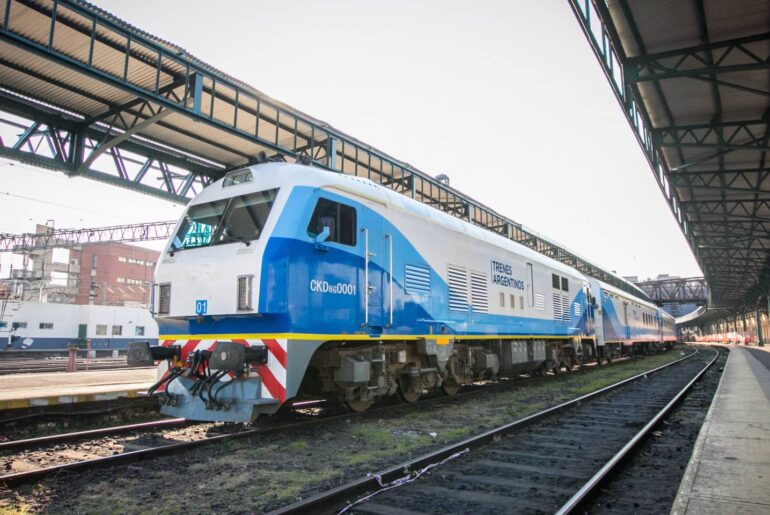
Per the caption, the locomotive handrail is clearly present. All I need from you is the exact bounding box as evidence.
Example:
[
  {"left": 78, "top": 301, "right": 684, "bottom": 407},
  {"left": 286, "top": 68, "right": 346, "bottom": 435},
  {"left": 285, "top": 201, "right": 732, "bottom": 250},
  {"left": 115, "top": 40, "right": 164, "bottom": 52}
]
[
  {"left": 362, "top": 227, "right": 370, "bottom": 327},
  {"left": 386, "top": 234, "right": 393, "bottom": 327}
]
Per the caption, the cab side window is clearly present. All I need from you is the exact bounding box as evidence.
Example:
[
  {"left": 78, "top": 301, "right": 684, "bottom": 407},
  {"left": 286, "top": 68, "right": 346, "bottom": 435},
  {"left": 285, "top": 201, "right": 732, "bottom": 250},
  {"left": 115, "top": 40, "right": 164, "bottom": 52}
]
[{"left": 307, "top": 198, "right": 357, "bottom": 246}]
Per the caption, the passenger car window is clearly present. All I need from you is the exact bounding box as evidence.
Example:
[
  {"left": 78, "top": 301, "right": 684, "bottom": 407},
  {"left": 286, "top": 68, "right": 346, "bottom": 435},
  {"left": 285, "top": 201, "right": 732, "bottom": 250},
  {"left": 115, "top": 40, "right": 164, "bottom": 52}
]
[{"left": 307, "top": 198, "right": 357, "bottom": 246}]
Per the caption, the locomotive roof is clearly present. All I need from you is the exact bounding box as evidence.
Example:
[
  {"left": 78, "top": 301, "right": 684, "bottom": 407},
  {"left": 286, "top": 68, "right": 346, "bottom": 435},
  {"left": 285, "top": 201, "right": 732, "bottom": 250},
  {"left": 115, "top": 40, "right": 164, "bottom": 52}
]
[{"left": 194, "top": 163, "right": 592, "bottom": 282}]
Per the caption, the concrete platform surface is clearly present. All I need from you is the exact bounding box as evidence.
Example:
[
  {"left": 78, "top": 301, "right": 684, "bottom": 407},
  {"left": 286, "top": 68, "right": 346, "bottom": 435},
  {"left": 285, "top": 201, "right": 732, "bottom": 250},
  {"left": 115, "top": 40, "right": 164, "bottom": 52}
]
[
  {"left": 672, "top": 347, "right": 770, "bottom": 514},
  {"left": 0, "top": 368, "right": 156, "bottom": 410}
]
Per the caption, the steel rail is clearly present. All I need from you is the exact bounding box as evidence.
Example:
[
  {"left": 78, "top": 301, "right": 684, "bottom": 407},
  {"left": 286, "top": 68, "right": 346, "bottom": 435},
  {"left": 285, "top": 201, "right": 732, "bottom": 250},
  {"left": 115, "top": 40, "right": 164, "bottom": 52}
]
[
  {"left": 269, "top": 349, "right": 702, "bottom": 515},
  {"left": 0, "top": 417, "right": 312, "bottom": 488},
  {"left": 0, "top": 350, "right": 657, "bottom": 488},
  {"left": 0, "top": 418, "right": 186, "bottom": 452},
  {"left": 555, "top": 348, "right": 721, "bottom": 514}
]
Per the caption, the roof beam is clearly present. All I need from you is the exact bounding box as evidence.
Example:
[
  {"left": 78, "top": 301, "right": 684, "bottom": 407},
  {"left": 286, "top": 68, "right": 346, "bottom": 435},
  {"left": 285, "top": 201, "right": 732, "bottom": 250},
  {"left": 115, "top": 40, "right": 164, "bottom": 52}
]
[
  {"left": 654, "top": 118, "right": 768, "bottom": 134},
  {"left": 78, "top": 105, "right": 173, "bottom": 173},
  {"left": 626, "top": 28, "right": 770, "bottom": 84},
  {"left": 625, "top": 31, "right": 770, "bottom": 67}
]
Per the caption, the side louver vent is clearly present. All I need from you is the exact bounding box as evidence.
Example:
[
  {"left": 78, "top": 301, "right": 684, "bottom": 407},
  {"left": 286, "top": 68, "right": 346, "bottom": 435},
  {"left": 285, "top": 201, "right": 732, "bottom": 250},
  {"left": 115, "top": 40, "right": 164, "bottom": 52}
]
[
  {"left": 158, "top": 284, "right": 171, "bottom": 315},
  {"left": 405, "top": 264, "right": 431, "bottom": 296},
  {"left": 553, "top": 292, "right": 563, "bottom": 320},
  {"left": 447, "top": 265, "right": 468, "bottom": 312},
  {"left": 237, "top": 275, "right": 253, "bottom": 311},
  {"left": 470, "top": 271, "right": 489, "bottom": 313},
  {"left": 550, "top": 273, "right": 572, "bottom": 322}
]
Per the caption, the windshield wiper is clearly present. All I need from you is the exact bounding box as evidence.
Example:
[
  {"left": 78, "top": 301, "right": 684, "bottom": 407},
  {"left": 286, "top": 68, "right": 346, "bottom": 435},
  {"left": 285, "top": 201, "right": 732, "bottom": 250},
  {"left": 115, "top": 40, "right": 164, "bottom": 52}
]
[{"left": 219, "top": 234, "right": 251, "bottom": 246}]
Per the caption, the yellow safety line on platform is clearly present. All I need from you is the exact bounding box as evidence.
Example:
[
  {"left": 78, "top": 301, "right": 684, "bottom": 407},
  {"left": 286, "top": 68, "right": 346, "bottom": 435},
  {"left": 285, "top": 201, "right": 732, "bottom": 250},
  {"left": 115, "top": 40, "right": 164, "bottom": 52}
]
[{"left": 0, "top": 389, "right": 144, "bottom": 411}]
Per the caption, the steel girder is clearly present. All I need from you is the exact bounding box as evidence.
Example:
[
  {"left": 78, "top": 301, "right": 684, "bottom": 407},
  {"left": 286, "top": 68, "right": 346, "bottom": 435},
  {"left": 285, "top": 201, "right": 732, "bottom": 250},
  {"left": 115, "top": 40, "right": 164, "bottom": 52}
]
[
  {"left": 634, "top": 276, "right": 708, "bottom": 305},
  {"left": 568, "top": 0, "right": 770, "bottom": 311},
  {"left": 0, "top": 92, "right": 215, "bottom": 203},
  {"left": 626, "top": 32, "right": 770, "bottom": 96},
  {"left": 0, "top": 220, "right": 175, "bottom": 252}
]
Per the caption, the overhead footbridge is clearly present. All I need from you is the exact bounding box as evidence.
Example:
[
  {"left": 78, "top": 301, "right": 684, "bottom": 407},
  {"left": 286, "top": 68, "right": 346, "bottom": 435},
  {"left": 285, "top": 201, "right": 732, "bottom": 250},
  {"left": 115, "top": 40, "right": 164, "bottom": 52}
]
[
  {"left": 0, "top": 0, "right": 648, "bottom": 298},
  {"left": 634, "top": 276, "right": 708, "bottom": 306},
  {"left": 569, "top": 0, "right": 770, "bottom": 337}
]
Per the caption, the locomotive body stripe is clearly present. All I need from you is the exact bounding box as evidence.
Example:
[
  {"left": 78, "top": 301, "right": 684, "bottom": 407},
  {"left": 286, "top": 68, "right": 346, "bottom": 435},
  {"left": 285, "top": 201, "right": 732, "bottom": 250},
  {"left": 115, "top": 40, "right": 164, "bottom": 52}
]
[
  {"left": 182, "top": 339, "right": 201, "bottom": 356},
  {"left": 255, "top": 364, "right": 285, "bottom": 402},
  {"left": 262, "top": 338, "right": 287, "bottom": 367}
]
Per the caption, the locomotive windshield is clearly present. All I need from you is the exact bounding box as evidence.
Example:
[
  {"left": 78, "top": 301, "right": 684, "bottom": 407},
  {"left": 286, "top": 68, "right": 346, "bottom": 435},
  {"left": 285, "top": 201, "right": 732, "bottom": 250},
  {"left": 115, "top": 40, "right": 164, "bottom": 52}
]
[{"left": 171, "top": 188, "right": 279, "bottom": 251}]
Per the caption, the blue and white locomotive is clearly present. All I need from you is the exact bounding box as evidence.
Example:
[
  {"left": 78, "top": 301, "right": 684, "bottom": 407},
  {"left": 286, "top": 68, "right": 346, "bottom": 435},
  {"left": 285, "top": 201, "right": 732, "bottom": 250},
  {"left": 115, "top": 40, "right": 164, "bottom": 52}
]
[{"left": 128, "top": 163, "right": 676, "bottom": 423}]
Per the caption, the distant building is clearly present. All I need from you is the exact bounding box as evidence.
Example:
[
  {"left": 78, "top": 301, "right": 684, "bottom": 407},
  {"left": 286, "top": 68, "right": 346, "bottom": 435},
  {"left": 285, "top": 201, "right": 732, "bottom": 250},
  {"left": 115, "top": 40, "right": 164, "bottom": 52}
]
[
  {"left": 74, "top": 243, "right": 159, "bottom": 306},
  {"left": 2, "top": 224, "right": 159, "bottom": 307}
]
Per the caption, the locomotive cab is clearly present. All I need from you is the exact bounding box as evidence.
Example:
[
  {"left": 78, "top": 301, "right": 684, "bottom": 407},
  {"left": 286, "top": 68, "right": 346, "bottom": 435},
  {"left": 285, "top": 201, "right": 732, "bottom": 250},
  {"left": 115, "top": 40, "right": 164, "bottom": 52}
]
[{"left": 154, "top": 167, "right": 281, "bottom": 320}]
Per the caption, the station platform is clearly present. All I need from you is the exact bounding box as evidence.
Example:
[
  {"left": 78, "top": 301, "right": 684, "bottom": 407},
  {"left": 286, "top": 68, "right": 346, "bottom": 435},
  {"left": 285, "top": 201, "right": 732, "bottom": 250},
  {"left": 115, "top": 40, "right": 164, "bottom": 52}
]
[
  {"left": 0, "top": 368, "right": 157, "bottom": 410},
  {"left": 672, "top": 346, "right": 770, "bottom": 514}
]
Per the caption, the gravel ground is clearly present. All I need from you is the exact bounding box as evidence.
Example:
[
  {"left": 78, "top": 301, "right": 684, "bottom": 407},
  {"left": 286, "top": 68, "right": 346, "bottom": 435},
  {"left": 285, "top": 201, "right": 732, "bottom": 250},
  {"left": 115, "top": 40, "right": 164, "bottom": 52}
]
[
  {"left": 0, "top": 347, "right": 688, "bottom": 514},
  {"left": 584, "top": 347, "right": 726, "bottom": 514}
]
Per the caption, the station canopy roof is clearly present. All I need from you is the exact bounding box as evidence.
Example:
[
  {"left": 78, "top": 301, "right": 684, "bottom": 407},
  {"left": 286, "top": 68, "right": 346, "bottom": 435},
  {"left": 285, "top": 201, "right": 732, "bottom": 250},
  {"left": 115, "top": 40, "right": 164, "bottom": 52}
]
[{"left": 572, "top": 0, "right": 770, "bottom": 311}]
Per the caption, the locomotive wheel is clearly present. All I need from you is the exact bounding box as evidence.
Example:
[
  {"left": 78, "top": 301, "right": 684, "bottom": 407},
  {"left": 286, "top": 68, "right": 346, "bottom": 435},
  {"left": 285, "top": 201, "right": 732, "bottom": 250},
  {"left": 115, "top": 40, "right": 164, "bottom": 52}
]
[
  {"left": 552, "top": 364, "right": 561, "bottom": 375},
  {"left": 397, "top": 376, "right": 422, "bottom": 403},
  {"left": 538, "top": 366, "right": 549, "bottom": 377},
  {"left": 607, "top": 353, "right": 614, "bottom": 364},
  {"left": 441, "top": 378, "right": 460, "bottom": 396},
  {"left": 346, "top": 399, "right": 373, "bottom": 413}
]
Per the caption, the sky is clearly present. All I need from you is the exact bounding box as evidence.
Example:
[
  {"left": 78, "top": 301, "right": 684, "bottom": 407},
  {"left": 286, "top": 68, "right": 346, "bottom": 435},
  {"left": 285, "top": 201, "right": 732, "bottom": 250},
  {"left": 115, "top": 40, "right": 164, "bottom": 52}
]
[{"left": 0, "top": 0, "right": 702, "bottom": 281}]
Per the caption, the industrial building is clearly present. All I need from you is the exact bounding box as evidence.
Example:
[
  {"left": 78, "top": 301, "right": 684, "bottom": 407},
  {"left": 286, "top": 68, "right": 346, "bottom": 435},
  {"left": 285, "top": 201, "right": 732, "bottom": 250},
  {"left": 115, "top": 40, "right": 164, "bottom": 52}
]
[{"left": 2, "top": 224, "right": 159, "bottom": 307}]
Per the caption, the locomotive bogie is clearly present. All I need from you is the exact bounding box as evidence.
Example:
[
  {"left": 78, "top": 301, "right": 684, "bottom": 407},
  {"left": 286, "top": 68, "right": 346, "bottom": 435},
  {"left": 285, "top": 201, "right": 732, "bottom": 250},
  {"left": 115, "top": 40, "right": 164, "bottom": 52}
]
[{"left": 293, "top": 337, "right": 587, "bottom": 409}]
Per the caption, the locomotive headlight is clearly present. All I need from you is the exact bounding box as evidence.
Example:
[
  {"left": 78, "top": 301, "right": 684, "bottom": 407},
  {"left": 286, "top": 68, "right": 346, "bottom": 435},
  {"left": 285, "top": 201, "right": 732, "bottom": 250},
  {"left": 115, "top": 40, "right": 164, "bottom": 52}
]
[{"left": 209, "top": 341, "right": 268, "bottom": 371}]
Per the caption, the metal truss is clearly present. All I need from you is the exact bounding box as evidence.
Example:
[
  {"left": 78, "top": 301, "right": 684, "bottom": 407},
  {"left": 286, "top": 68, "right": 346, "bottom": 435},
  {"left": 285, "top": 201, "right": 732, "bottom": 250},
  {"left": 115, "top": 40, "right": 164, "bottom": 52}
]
[
  {"left": 670, "top": 167, "right": 770, "bottom": 193},
  {"left": 0, "top": 220, "right": 175, "bottom": 252},
  {"left": 0, "top": 0, "right": 651, "bottom": 300},
  {"left": 0, "top": 92, "right": 215, "bottom": 203},
  {"left": 657, "top": 119, "right": 770, "bottom": 158},
  {"left": 626, "top": 32, "right": 770, "bottom": 97},
  {"left": 634, "top": 276, "right": 708, "bottom": 305},
  {"left": 568, "top": 0, "right": 770, "bottom": 311}
]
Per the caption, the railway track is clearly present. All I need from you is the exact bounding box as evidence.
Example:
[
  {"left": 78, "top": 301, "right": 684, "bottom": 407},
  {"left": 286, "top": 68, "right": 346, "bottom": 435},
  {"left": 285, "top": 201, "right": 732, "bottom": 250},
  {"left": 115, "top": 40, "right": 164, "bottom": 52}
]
[
  {"left": 0, "top": 350, "right": 684, "bottom": 487},
  {"left": 0, "top": 418, "right": 186, "bottom": 451},
  {"left": 585, "top": 347, "right": 726, "bottom": 513},
  {"left": 270, "top": 348, "right": 719, "bottom": 514}
]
